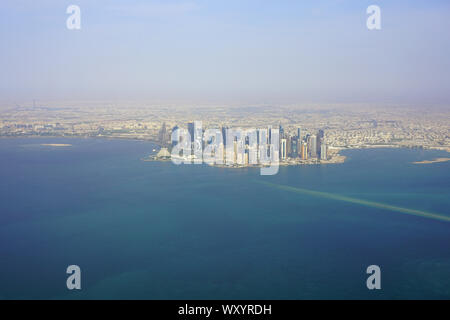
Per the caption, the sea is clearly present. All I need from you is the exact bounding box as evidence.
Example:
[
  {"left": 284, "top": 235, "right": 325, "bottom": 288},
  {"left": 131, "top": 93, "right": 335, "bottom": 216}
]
[{"left": 0, "top": 137, "right": 449, "bottom": 299}]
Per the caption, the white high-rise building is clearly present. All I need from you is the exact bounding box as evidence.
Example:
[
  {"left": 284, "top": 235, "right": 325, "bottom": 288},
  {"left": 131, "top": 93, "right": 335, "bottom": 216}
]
[
  {"left": 320, "top": 143, "right": 327, "bottom": 160},
  {"left": 281, "top": 138, "right": 287, "bottom": 160},
  {"left": 308, "top": 135, "right": 317, "bottom": 158}
]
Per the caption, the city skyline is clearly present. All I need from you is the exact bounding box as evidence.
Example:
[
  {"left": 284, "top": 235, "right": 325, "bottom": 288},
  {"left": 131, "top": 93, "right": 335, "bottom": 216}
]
[{"left": 152, "top": 121, "right": 332, "bottom": 170}]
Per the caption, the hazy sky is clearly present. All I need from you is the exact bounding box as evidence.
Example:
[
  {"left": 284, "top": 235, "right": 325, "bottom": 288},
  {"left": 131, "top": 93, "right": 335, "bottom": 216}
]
[{"left": 1, "top": 0, "right": 450, "bottom": 105}]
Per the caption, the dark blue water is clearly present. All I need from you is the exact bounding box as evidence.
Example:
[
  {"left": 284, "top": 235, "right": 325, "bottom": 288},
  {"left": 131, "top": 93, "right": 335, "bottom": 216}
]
[{"left": 0, "top": 138, "right": 449, "bottom": 299}]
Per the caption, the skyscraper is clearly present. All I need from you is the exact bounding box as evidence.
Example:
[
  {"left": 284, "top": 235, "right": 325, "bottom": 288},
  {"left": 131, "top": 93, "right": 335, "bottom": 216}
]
[
  {"left": 221, "top": 126, "right": 228, "bottom": 146},
  {"left": 286, "top": 136, "right": 292, "bottom": 156},
  {"left": 281, "top": 138, "right": 287, "bottom": 160},
  {"left": 320, "top": 143, "right": 328, "bottom": 160},
  {"left": 268, "top": 125, "right": 272, "bottom": 144},
  {"left": 318, "top": 129, "right": 324, "bottom": 139},
  {"left": 317, "top": 130, "right": 324, "bottom": 158},
  {"left": 187, "top": 122, "right": 195, "bottom": 142},
  {"left": 301, "top": 142, "right": 308, "bottom": 160},
  {"left": 158, "top": 122, "right": 168, "bottom": 145},
  {"left": 308, "top": 134, "right": 317, "bottom": 158},
  {"left": 291, "top": 137, "right": 298, "bottom": 157}
]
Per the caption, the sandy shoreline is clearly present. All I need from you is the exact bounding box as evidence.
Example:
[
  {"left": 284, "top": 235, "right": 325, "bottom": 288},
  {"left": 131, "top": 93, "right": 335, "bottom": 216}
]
[
  {"left": 40, "top": 143, "right": 72, "bottom": 147},
  {"left": 412, "top": 158, "right": 450, "bottom": 164}
]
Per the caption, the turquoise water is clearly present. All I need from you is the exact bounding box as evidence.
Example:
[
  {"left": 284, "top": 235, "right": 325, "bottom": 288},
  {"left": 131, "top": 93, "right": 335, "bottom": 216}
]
[{"left": 0, "top": 138, "right": 449, "bottom": 299}]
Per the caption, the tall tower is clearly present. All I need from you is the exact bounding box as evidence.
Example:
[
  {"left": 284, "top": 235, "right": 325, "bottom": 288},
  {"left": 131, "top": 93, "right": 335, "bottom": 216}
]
[
  {"left": 187, "top": 122, "right": 195, "bottom": 142},
  {"left": 317, "top": 130, "right": 324, "bottom": 158},
  {"left": 291, "top": 137, "right": 298, "bottom": 157},
  {"left": 301, "top": 142, "right": 308, "bottom": 160},
  {"left": 286, "top": 136, "right": 292, "bottom": 156},
  {"left": 268, "top": 125, "right": 272, "bottom": 144},
  {"left": 308, "top": 135, "right": 317, "bottom": 158},
  {"left": 279, "top": 125, "right": 284, "bottom": 138},
  {"left": 318, "top": 129, "right": 324, "bottom": 139},
  {"left": 320, "top": 143, "right": 328, "bottom": 160},
  {"left": 281, "top": 138, "right": 287, "bottom": 160},
  {"left": 233, "top": 139, "right": 238, "bottom": 164},
  {"left": 158, "top": 122, "right": 167, "bottom": 145}
]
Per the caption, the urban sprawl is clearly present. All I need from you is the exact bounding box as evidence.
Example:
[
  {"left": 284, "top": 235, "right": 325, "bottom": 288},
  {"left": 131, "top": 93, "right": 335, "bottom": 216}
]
[{"left": 1, "top": 103, "right": 449, "bottom": 167}]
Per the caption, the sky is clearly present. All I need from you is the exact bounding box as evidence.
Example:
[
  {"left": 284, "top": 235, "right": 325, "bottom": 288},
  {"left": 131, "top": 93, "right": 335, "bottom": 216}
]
[{"left": 0, "top": 0, "right": 450, "bottom": 106}]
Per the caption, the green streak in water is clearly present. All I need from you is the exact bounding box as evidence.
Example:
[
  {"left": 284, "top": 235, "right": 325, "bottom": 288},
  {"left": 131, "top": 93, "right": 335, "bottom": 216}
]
[{"left": 258, "top": 181, "right": 450, "bottom": 223}]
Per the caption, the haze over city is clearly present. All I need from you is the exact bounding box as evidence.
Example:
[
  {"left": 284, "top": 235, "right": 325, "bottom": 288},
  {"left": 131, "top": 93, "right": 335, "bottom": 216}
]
[{"left": 1, "top": 0, "right": 450, "bottom": 106}]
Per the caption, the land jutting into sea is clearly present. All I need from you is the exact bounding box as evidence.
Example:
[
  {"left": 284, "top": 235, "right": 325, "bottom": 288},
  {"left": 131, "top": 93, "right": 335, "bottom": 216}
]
[
  {"left": 1, "top": 103, "right": 449, "bottom": 168},
  {"left": 40, "top": 143, "right": 72, "bottom": 147},
  {"left": 412, "top": 157, "right": 450, "bottom": 164}
]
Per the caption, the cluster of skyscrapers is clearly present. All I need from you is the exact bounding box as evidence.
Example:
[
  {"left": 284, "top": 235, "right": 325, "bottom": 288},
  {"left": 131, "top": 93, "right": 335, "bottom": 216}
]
[
  {"left": 280, "top": 126, "right": 328, "bottom": 161},
  {"left": 159, "top": 122, "right": 328, "bottom": 164}
]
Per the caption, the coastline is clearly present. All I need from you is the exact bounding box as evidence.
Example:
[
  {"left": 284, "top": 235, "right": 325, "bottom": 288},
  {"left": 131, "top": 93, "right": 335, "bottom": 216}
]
[
  {"left": 1, "top": 134, "right": 448, "bottom": 153},
  {"left": 40, "top": 143, "right": 72, "bottom": 147},
  {"left": 1, "top": 135, "right": 449, "bottom": 168},
  {"left": 412, "top": 158, "right": 450, "bottom": 165}
]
